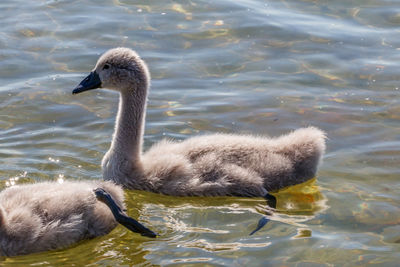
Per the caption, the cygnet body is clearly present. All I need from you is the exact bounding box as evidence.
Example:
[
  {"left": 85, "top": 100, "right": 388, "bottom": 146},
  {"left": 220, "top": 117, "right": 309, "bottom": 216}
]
[{"left": 73, "top": 48, "right": 326, "bottom": 197}]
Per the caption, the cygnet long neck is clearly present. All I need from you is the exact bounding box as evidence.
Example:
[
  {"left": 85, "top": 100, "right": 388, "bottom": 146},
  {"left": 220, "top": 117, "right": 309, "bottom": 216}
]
[{"left": 110, "top": 87, "right": 147, "bottom": 162}]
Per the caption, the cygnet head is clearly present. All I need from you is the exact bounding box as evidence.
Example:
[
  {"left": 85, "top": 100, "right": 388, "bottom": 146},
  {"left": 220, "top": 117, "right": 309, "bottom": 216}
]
[{"left": 72, "top": 47, "right": 150, "bottom": 95}]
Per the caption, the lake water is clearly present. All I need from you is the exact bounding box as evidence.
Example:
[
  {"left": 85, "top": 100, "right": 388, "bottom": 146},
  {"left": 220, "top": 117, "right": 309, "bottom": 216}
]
[{"left": 1, "top": 0, "right": 399, "bottom": 265}]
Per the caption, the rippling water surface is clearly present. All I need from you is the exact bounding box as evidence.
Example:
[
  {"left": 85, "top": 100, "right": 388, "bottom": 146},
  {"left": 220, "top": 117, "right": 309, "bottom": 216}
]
[{"left": 1, "top": 0, "right": 399, "bottom": 265}]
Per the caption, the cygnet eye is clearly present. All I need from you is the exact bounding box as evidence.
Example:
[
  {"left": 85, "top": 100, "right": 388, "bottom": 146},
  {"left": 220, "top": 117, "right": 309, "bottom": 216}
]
[{"left": 103, "top": 64, "right": 110, "bottom": 70}]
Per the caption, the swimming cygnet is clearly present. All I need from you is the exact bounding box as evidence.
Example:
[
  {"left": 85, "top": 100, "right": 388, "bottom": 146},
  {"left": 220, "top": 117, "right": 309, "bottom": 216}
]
[
  {"left": 73, "top": 47, "right": 326, "bottom": 198},
  {"left": 0, "top": 180, "right": 156, "bottom": 257}
]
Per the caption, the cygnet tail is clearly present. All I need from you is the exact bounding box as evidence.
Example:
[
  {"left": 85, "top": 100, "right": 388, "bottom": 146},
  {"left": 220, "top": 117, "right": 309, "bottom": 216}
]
[{"left": 275, "top": 126, "right": 326, "bottom": 181}]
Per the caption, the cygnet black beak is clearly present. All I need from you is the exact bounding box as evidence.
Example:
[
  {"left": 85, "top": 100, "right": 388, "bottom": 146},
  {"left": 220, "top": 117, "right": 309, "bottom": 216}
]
[
  {"left": 72, "top": 71, "right": 102, "bottom": 94},
  {"left": 94, "top": 188, "right": 158, "bottom": 238}
]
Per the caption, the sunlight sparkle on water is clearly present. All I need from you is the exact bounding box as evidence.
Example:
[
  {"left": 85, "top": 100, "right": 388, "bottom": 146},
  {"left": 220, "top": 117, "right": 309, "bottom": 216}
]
[
  {"left": 48, "top": 157, "right": 60, "bottom": 163},
  {"left": 5, "top": 171, "right": 27, "bottom": 187},
  {"left": 57, "top": 174, "right": 64, "bottom": 184}
]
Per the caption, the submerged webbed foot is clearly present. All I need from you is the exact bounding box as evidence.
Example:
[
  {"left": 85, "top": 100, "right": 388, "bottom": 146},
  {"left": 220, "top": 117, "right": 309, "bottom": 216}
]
[
  {"left": 94, "top": 188, "right": 157, "bottom": 238},
  {"left": 249, "top": 217, "right": 270, "bottom": 236},
  {"left": 249, "top": 193, "right": 276, "bottom": 235}
]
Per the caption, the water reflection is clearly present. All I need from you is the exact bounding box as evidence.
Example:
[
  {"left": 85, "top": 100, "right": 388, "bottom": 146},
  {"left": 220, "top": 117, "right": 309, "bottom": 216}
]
[
  {"left": 273, "top": 178, "right": 327, "bottom": 216},
  {"left": 0, "top": 173, "right": 327, "bottom": 264},
  {"left": 124, "top": 178, "right": 327, "bottom": 240}
]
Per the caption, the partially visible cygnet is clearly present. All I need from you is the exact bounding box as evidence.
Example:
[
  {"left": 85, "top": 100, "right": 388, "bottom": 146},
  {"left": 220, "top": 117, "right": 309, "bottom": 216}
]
[{"left": 0, "top": 181, "right": 155, "bottom": 257}]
